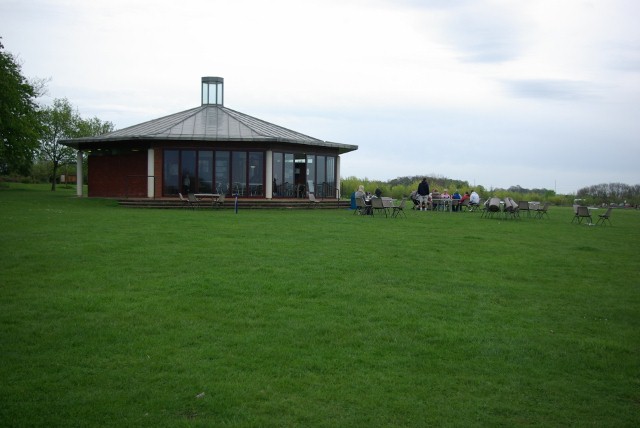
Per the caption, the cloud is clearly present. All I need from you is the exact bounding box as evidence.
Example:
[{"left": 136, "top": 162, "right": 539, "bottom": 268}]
[
  {"left": 2, "top": 0, "right": 639, "bottom": 191},
  {"left": 501, "top": 79, "right": 600, "bottom": 101},
  {"left": 437, "top": 2, "right": 527, "bottom": 63}
]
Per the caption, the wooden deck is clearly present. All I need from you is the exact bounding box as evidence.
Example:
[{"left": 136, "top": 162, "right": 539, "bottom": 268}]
[{"left": 117, "top": 197, "right": 350, "bottom": 210}]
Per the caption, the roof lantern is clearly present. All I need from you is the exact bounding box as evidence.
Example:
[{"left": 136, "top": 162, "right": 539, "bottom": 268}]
[{"left": 201, "top": 76, "right": 223, "bottom": 106}]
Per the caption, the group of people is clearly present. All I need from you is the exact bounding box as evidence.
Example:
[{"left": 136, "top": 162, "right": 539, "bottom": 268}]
[
  {"left": 352, "top": 179, "right": 480, "bottom": 212},
  {"left": 410, "top": 178, "right": 479, "bottom": 211},
  {"left": 354, "top": 185, "right": 383, "bottom": 200}
]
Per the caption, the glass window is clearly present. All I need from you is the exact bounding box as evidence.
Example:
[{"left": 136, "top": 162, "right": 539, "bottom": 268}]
[
  {"left": 163, "top": 150, "right": 179, "bottom": 195},
  {"left": 326, "top": 156, "right": 336, "bottom": 197},
  {"left": 215, "top": 151, "right": 230, "bottom": 195},
  {"left": 273, "top": 152, "right": 283, "bottom": 195},
  {"left": 181, "top": 150, "right": 196, "bottom": 194},
  {"left": 201, "top": 83, "right": 209, "bottom": 105},
  {"left": 306, "top": 155, "right": 315, "bottom": 194},
  {"left": 284, "top": 154, "right": 294, "bottom": 184},
  {"left": 232, "top": 151, "right": 247, "bottom": 196},
  {"left": 316, "top": 156, "right": 326, "bottom": 197},
  {"left": 248, "top": 152, "right": 264, "bottom": 196},
  {"left": 216, "top": 82, "right": 223, "bottom": 104},
  {"left": 198, "top": 151, "right": 213, "bottom": 193}
]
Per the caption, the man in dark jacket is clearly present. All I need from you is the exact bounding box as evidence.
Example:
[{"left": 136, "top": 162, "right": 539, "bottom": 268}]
[{"left": 417, "top": 178, "right": 430, "bottom": 211}]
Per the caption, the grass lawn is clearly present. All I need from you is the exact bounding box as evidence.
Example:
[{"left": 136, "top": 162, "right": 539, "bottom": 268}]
[{"left": 1, "top": 184, "right": 639, "bottom": 427}]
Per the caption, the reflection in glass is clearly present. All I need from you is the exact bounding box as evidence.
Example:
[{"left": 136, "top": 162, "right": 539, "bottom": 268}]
[
  {"left": 306, "top": 154, "right": 315, "bottom": 194},
  {"left": 198, "top": 151, "right": 213, "bottom": 193},
  {"left": 163, "top": 150, "right": 179, "bottom": 195},
  {"left": 273, "top": 152, "right": 283, "bottom": 196},
  {"left": 249, "top": 152, "right": 264, "bottom": 196},
  {"left": 232, "top": 152, "right": 247, "bottom": 196},
  {"left": 215, "top": 151, "right": 230, "bottom": 195},
  {"left": 181, "top": 150, "right": 196, "bottom": 194}
]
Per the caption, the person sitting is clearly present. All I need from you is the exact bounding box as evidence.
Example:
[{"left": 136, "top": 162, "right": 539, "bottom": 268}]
[
  {"left": 355, "top": 185, "right": 366, "bottom": 200},
  {"left": 469, "top": 190, "right": 480, "bottom": 211},
  {"left": 470, "top": 190, "right": 480, "bottom": 205},
  {"left": 459, "top": 191, "right": 470, "bottom": 211},
  {"left": 452, "top": 190, "right": 462, "bottom": 212},
  {"left": 374, "top": 188, "right": 382, "bottom": 198}
]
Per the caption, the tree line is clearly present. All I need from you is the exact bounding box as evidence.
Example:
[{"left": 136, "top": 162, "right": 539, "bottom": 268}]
[
  {"left": 0, "top": 38, "right": 114, "bottom": 190},
  {"left": 342, "top": 176, "right": 640, "bottom": 207}
]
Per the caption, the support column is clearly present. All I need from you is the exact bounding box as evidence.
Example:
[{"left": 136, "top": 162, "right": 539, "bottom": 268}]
[
  {"left": 76, "top": 151, "right": 83, "bottom": 197},
  {"left": 336, "top": 156, "right": 341, "bottom": 199},
  {"left": 266, "top": 149, "right": 273, "bottom": 199},
  {"left": 147, "top": 148, "right": 155, "bottom": 198}
]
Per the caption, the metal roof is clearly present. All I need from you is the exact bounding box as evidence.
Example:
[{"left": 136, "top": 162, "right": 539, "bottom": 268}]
[{"left": 61, "top": 105, "right": 358, "bottom": 154}]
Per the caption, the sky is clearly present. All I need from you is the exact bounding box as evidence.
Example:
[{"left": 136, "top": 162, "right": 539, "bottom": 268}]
[{"left": 2, "top": 0, "right": 639, "bottom": 193}]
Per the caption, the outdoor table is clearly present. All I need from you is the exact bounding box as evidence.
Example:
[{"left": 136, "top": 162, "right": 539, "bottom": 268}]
[
  {"left": 194, "top": 193, "right": 221, "bottom": 208},
  {"left": 432, "top": 198, "right": 453, "bottom": 212}
]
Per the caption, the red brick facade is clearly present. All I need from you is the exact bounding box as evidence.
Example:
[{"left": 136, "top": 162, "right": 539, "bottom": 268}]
[{"left": 88, "top": 151, "right": 147, "bottom": 197}]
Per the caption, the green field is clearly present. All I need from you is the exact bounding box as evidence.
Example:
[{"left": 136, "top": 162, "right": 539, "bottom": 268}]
[{"left": 1, "top": 184, "right": 639, "bottom": 427}]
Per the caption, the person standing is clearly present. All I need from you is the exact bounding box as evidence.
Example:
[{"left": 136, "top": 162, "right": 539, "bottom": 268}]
[{"left": 417, "top": 178, "right": 430, "bottom": 211}]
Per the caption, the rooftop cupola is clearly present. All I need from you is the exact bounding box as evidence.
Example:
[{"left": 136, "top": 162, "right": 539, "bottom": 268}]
[{"left": 201, "top": 76, "right": 224, "bottom": 106}]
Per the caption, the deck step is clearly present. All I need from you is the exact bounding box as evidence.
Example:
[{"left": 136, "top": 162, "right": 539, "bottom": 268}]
[{"left": 117, "top": 198, "right": 350, "bottom": 210}]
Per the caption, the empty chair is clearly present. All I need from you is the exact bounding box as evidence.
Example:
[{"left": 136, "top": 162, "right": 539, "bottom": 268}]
[
  {"left": 213, "top": 193, "right": 225, "bottom": 208},
  {"left": 382, "top": 197, "right": 395, "bottom": 214},
  {"left": 392, "top": 197, "right": 407, "bottom": 218},
  {"left": 534, "top": 202, "right": 550, "bottom": 219},
  {"left": 572, "top": 206, "right": 592, "bottom": 224},
  {"left": 187, "top": 193, "right": 200, "bottom": 209},
  {"left": 370, "top": 197, "right": 388, "bottom": 217},
  {"left": 517, "top": 201, "right": 531, "bottom": 217},
  {"left": 595, "top": 207, "right": 613, "bottom": 226},
  {"left": 308, "top": 192, "right": 321, "bottom": 208},
  {"left": 178, "top": 193, "right": 192, "bottom": 209}
]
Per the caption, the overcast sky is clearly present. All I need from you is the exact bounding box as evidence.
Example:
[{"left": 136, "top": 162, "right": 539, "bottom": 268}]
[{"left": 2, "top": 0, "right": 639, "bottom": 193}]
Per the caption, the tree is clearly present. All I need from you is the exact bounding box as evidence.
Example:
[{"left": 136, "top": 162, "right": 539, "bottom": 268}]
[
  {"left": 38, "top": 98, "right": 114, "bottom": 191},
  {"left": 0, "top": 39, "right": 41, "bottom": 175}
]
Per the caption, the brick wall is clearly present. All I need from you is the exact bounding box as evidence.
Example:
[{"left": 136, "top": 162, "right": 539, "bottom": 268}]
[{"left": 88, "top": 151, "right": 147, "bottom": 197}]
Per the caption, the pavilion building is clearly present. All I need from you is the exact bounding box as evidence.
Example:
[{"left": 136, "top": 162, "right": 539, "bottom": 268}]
[{"left": 61, "top": 77, "right": 358, "bottom": 199}]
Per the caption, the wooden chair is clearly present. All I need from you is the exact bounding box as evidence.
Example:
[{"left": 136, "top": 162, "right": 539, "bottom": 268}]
[{"left": 595, "top": 207, "right": 613, "bottom": 226}]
